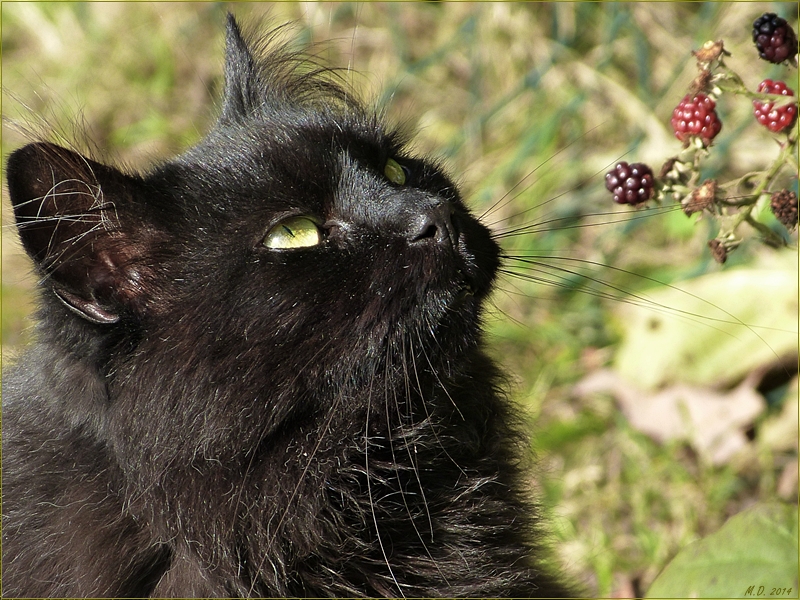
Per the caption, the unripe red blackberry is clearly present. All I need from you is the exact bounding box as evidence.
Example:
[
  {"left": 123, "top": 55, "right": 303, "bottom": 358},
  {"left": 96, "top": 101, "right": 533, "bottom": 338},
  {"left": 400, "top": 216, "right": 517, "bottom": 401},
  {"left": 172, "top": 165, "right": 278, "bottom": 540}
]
[
  {"left": 671, "top": 93, "right": 722, "bottom": 147},
  {"left": 605, "top": 161, "right": 655, "bottom": 205},
  {"left": 753, "top": 80, "right": 798, "bottom": 133},
  {"left": 752, "top": 12, "right": 799, "bottom": 64}
]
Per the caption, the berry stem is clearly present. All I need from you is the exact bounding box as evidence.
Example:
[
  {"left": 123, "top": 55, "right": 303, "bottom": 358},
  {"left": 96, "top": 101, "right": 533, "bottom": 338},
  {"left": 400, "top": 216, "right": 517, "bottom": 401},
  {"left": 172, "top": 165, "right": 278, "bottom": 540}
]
[
  {"left": 714, "top": 66, "right": 797, "bottom": 107},
  {"left": 745, "top": 213, "right": 787, "bottom": 247},
  {"left": 712, "top": 66, "right": 747, "bottom": 95},
  {"left": 727, "top": 127, "right": 797, "bottom": 204},
  {"left": 721, "top": 138, "right": 795, "bottom": 242},
  {"left": 748, "top": 91, "right": 799, "bottom": 107}
]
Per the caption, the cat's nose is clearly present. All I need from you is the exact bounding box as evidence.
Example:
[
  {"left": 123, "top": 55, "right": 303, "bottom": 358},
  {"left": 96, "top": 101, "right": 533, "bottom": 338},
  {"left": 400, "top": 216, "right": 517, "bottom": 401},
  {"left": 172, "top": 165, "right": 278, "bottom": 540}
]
[{"left": 407, "top": 203, "right": 458, "bottom": 248}]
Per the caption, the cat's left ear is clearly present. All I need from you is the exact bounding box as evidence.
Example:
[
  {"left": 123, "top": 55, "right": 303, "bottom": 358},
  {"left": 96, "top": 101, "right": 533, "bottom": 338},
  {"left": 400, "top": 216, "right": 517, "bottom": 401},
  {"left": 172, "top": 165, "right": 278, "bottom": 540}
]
[{"left": 6, "top": 142, "right": 163, "bottom": 324}]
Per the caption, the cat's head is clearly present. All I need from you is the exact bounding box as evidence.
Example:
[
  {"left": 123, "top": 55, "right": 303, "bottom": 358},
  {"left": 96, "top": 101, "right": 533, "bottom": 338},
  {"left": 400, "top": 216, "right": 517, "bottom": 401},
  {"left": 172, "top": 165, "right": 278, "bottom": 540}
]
[{"left": 6, "top": 15, "right": 500, "bottom": 445}]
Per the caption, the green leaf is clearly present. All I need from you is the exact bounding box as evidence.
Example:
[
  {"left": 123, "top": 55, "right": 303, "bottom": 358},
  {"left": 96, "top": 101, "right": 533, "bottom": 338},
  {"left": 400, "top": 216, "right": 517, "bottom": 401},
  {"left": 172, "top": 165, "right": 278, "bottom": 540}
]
[
  {"left": 646, "top": 503, "right": 799, "bottom": 598},
  {"left": 614, "top": 255, "right": 798, "bottom": 390}
]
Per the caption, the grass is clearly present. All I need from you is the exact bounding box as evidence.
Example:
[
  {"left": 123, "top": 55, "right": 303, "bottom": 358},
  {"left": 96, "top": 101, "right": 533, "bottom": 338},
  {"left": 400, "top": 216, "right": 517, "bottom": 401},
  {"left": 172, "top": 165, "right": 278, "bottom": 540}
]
[{"left": 2, "top": 2, "right": 797, "bottom": 596}]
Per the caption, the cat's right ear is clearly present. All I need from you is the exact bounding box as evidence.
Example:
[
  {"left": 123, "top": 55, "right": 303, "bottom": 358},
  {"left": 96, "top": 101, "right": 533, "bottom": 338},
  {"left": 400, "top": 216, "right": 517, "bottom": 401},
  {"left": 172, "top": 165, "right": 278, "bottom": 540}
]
[
  {"left": 219, "top": 13, "right": 257, "bottom": 124},
  {"left": 6, "top": 142, "right": 162, "bottom": 324}
]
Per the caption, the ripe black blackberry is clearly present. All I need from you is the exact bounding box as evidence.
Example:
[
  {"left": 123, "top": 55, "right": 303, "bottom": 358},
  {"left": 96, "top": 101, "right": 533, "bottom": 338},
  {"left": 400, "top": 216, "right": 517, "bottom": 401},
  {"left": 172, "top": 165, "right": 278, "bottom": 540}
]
[
  {"left": 752, "top": 12, "right": 799, "bottom": 64},
  {"left": 605, "top": 161, "right": 655, "bottom": 205}
]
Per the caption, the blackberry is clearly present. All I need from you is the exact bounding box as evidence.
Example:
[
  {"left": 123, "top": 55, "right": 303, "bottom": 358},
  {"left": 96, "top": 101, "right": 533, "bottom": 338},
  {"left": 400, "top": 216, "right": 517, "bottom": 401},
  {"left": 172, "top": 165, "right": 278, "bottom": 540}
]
[
  {"left": 752, "top": 12, "right": 799, "bottom": 64},
  {"left": 671, "top": 93, "right": 722, "bottom": 147},
  {"left": 605, "top": 161, "right": 655, "bottom": 205},
  {"left": 753, "top": 79, "right": 798, "bottom": 133},
  {"left": 770, "top": 190, "right": 798, "bottom": 230}
]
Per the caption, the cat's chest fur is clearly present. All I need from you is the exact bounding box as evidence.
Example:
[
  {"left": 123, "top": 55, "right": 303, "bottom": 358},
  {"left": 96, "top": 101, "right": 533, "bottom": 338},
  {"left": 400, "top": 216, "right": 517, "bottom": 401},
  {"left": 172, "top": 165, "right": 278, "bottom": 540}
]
[{"left": 1, "top": 15, "right": 572, "bottom": 598}]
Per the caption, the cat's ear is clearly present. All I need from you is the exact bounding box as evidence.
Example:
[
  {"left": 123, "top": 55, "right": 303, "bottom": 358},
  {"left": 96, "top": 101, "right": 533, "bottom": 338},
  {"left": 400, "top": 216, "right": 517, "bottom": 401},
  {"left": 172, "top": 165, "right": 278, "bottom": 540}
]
[
  {"left": 6, "top": 142, "right": 161, "bottom": 324},
  {"left": 219, "top": 13, "right": 257, "bottom": 124}
]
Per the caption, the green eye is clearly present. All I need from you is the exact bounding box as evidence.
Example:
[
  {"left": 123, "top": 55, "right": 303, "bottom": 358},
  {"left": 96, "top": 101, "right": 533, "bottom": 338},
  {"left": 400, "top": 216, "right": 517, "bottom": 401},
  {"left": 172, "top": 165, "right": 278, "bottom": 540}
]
[
  {"left": 384, "top": 158, "right": 407, "bottom": 185},
  {"left": 264, "top": 216, "right": 321, "bottom": 250}
]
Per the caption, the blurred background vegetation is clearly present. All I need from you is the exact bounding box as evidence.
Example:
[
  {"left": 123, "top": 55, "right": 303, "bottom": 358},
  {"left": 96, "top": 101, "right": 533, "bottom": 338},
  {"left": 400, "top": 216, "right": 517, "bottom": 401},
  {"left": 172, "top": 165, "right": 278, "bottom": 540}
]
[{"left": 2, "top": 2, "right": 797, "bottom": 596}]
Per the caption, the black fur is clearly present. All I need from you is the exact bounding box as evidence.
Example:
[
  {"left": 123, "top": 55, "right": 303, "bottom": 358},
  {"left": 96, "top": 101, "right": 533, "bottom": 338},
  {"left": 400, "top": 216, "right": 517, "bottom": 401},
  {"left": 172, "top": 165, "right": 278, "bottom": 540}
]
[{"left": 2, "top": 16, "right": 572, "bottom": 598}]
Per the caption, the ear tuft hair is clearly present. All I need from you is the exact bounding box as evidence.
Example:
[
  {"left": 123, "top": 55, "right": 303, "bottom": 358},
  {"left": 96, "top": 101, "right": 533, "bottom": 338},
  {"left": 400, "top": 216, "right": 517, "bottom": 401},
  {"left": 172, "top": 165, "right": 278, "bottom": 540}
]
[
  {"left": 218, "top": 14, "right": 360, "bottom": 125},
  {"left": 7, "top": 142, "right": 161, "bottom": 323}
]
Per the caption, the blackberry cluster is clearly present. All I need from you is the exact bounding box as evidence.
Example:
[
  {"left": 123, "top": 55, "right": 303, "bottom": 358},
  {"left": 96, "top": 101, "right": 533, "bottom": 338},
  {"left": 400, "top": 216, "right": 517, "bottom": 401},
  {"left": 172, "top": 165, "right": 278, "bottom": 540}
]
[
  {"left": 753, "top": 79, "right": 798, "bottom": 133},
  {"left": 670, "top": 93, "right": 723, "bottom": 147},
  {"left": 752, "top": 12, "right": 799, "bottom": 64},
  {"left": 770, "top": 190, "right": 798, "bottom": 230},
  {"left": 604, "top": 162, "right": 655, "bottom": 205},
  {"left": 605, "top": 6, "right": 799, "bottom": 270}
]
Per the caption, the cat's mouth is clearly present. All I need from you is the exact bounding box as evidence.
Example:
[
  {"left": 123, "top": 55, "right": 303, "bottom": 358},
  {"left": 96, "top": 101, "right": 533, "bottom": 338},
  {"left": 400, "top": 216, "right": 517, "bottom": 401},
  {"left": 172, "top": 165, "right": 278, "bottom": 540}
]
[
  {"left": 450, "top": 287, "right": 475, "bottom": 311},
  {"left": 456, "top": 282, "right": 476, "bottom": 300},
  {"left": 451, "top": 276, "right": 478, "bottom": 308}
]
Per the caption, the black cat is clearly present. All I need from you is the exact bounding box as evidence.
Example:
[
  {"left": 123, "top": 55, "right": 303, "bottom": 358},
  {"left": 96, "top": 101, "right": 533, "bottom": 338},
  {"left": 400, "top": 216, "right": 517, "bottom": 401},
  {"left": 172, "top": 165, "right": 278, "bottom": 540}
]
[{"left": 2, "top": 15, "right": 573, "bottom": 598}]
